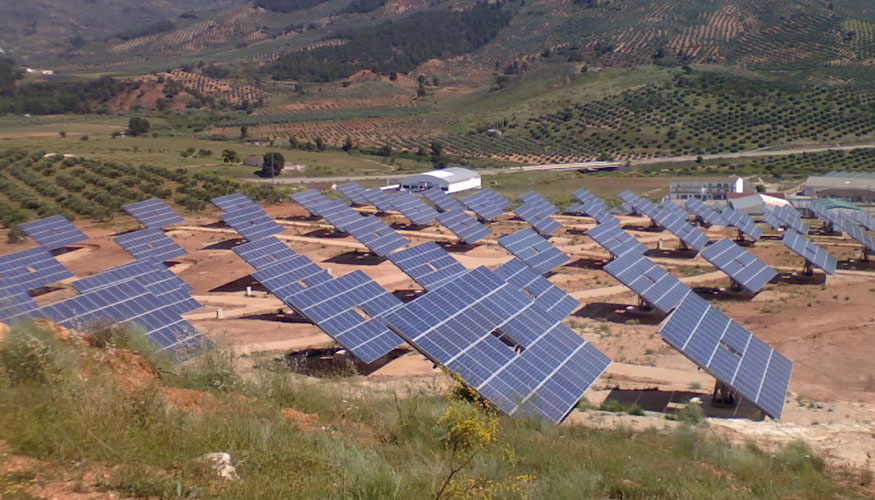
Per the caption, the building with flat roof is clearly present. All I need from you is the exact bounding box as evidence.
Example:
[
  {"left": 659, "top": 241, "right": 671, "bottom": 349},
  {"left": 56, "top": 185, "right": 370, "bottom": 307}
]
[
  {"left": 399, "top": 167, "right": 481, "bottom": 194},
  {"left": 670, "top": 177, "right": 744, "bottom": 201},
  {"left": 803, "top": 172, "right": 875, "bottom": 202}
]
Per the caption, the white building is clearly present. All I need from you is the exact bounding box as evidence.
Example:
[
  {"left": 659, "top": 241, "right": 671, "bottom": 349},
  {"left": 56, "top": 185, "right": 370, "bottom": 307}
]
[
  {"left": 399, "top": 167, "right": 480, "bottom": 194},
  {"left": 670, "top": 176, "right": 745, "bottom": 201}
]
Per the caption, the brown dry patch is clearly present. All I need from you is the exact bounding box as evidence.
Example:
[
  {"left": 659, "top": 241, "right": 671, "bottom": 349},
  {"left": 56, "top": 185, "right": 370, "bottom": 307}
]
[
  {"left": 281, "top": 408, "right": 320, "bottom": 431},
  {"left": 160, "top": 387, "right": 227, "bottom": 415}
]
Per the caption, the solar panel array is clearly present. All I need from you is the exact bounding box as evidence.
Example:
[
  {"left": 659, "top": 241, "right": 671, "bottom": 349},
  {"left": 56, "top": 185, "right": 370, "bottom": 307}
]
[
  {"left": 761, "top": 207, "right": 785, "bottom": 232},
  {"left": 391, "top": 191, "right": 438, "bottom": 225},
  {"left": 721, "top": 206, "right": 763, "bottom": 242},
  {"left": 498, "top": 229, "right": 569, "bottom": 274},
  {"left": 233, "top": 236, "right": 300, "bottom": 270},
  {"left": 853, "top": 211, "right": 875, "bottom": 232},
  {"left": 660, "top": 198, "right": 688, "bottom": 218},
  {"left": 362, "top": 188, "right": 397, "bottom": 213},
  {"left": 603, "top": 253, "right": 692, "bottom": 314},
  {"left": 782, "top": 230, "right": 837, "bottom": 275},
  {"left": 618, "top": 191, "right": 660, "bottom": 218},
  {"left": 435, "top": 209, "right": 491, "bottom": 244},
  {"left": 337, "top": 182, "right": 369, "bottom": 205},
  {"left": 659, "top": 293, "right": 792, "bottom": 419},
  {"left": 387, "top": 242, "right": 467, "bottom": 290},
  {"left": 291, "top": 189, "right": 362, "bottom": 232},
  {"left": 345, "top": 216, "right": 408, "bottom": 256},
  {"left": 123, "top": 198, "right": 184, "bottom": 229},
  {"left": 810, "top": 206, "right": 845, "bottom": 232},
  {"left": 212, "top": 193, "right": 283, "bottom": 242},
  {"left": 515, "top": 192, "right": 561, "bottom": 235},
  {"left": 586, "top": 222, "right": 647, "bottom": 258},
  {"left": 685, "top": 199, "right": 728, "bottom": 227},
  {"left": 700, "top": 239, "right": 777, "bottom": 294},
  {"left": 422, "top": 187, "right": 464, "bottom": 212},
  {"left": 19, "top": 215, "right": 88, "bottom": 250},
  {"left": 651, "top": 208, "right": 710, "bottom": 251},
  {"left": 383, "top": 266, "right": 611, "bottom": 423},
  {"left": 251, "top": 254, "right": 332, "bottom": 300},
  {"left": 0, "top": 247, "right": 73, "bottom": 296},
  {"left": 115, "top": 228, "right": 187, "bottom": 262},
  {"left": 0, "top": 293, "right": 39, "bottom": 322},
  {"left": 764, "top": 205, "right": 809, "bottom": 234},
  {"left": 566, "top": 189, "right": 616, "bottom": 224},
  {"left": 73, "top": 260, "right": 200, "bottom": 314},
  {"left": 493, "top": 258, "right": 580, "bottom": 320},
  {"left": 808, "top": 208, "right": 875, "bottom": 253},
  {"left": 460, "top": 189, "right": 510, "bottom": 221}
]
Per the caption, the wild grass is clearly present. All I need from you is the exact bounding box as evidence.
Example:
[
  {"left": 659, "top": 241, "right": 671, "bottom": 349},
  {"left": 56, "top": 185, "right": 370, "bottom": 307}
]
[{"left": 0, "top": 322, "right": 868, "bottom": 499}]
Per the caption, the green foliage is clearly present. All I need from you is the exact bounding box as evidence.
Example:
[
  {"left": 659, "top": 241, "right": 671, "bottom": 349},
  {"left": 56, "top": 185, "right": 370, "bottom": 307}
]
[
  {"left": 341, "top": 0, "right": 388, "bottom": 14},
  {"left": 261, "top": 152, "right": 286, "bottom": 176},
  {"left": 127, "top": 117, "right": 151, "bottom": 136},
  {"left": 255, "top": 0, "right": 327, "bottom": 12},
  {"left": 0, "top": 76, "right": 128, "bottom": 114},
  {"left": 0, "top": 322, "right": 74, "bottom": 385},
  {"left": 221, "top": 149, "right": 241, "bottom": 163},
  {"left": 599, "top": 399, "right": 645, "bottom": 416},
  {"left": 0, "top": 58, "right": 23, "bottom": 96},
  {"left": 113, "top": 20, "right": 175, "bottom": 41}
]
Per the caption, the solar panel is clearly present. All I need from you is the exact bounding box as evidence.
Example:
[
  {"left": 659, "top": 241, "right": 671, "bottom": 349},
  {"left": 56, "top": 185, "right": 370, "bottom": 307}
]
[
  {"left": 435, "top": 209, "right": 491, "bottom": 244},
  {"left": 515, "top": 192, "right": 561, "bottom": 235},
  {"left": 19, "top": 215, "right": 87, "bottom": 250},
  {"left": 115, "top": 228, "right": 186, "bottom": 262},
  {"left": 212, "top": 193, "right": 284, "bottom": 242},
  {"left": 721, "top": 206, "right": 763, "bottom": 242},
  {"left": 782, "top": 230, "right": 837, "bottom": 275},
  {"left": 123, "top": 198, "right": 184, "bottom": 229},
  {"left": 618, "top": 191, "right": 660, "bottom": 218},
  {"left": 603, "top": 253, "right": 692, "bottom": 314},
  {"left": 345, "top": 216, "right": 408, "bottom": 256},
  {"left": 493, "top": 258, "right": 580, "bottom": 320},
  {"left": 852, "top": 211, "right": 875, "bottom": 232},
  {"left": 383, "top": 266, "right": 611, "bottom": 423},
  {"left": 810, "top": 206, "right": 845, "bottom": 232},
  {"left": 252, "top": 255, "right": 333, "bottom": 300},
  {"left": 761, "top": 207, "right": 784, "bottom": 232},
  {"left": 685, "top": 199, "right": 728, "bottom": 227},
  {"left": 337, "top": 183, "right": 369, "bottom": 205},
  {"left": 700, "top": 239, "right": 777, "bottom": 294},
  {"left": 659, "top": 293, "right": 792, "bottom": 419},
  {"left": 0, "top": 247, "right": 73, "bottom": 296},
  {"left": 573, "top": 187, "right": 596, "bottom": 203},
  {"left": 233, "top": 236, "right": 300, "bottom": 270},
  {"left": 290, "top": 189, "right": 328, "bottom": 214},
  {"left": 660, "top": 198, "right": 688, "bottom": 217},
  {"left": 422, "top": 187, "right": 464, "bottom": 212},
  {"left": 73, "top": 260, "right": 200, "bottom": 314},
  {"left": 498, "top": 229, "right": 569, "bottom": 274},
  {"left": 387, "top": 242, "right": 467, "bottom": 290},
  {"left": 460, "top": 189, "right": 510, "bottom": 221},
  {"left": 839, "top": 216, "right": 875, "bottom": 254},
  {"left": 283, "top": 270, "right": 405, "bottom": 363},
  {"left": 652, "top": 208, "right": 710, "bottom": 251},
  {"left": 0, "top": 293, "right": 39, "bottom": 322},
  {"left": 566, "top": 198, "right": 616, "bottom": 224},
  {"left": 586, "top": 222, "right": 647, "bottom": 258},
  {"left": 390, "top": 191, "right": 438, "bottom": 225},
  {"left": 300, "top": 197, "right": 362, "bottom": 232},
  {"left": 767, "top": 205, "right": 809, "bottom": 234},
  {"left": 362, "top": 188, "right": 397, "bottom": 213}
]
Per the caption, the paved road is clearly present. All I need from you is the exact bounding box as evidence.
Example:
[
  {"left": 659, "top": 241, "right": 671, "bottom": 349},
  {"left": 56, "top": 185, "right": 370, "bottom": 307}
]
[{"left": 249, "top": 142, "right": 875, "bottom": 185}]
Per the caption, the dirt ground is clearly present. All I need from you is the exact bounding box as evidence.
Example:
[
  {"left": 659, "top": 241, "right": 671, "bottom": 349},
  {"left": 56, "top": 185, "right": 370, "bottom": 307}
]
[{"left": 2, "top": 201, "right": 874, "bottom": 478}]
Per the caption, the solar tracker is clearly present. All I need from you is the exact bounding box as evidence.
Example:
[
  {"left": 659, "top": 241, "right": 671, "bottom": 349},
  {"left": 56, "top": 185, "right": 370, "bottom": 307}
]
[
  {"left": 721, "top": 206, "right": 762, "bottom": 242},
  {"left": 0, "top": 247, "right": 73, "bottom": 296},
  {"left": 435, "top": 209, "right": 491, "bottom": 244},
  {"left": 761, "top": 207, "right": 784, "bottom": 232},
  {"left": 115, "top": 228, "right": 186, "bottom": 262},
  {"left": 252, "top": 255, "right": 332, "bottom": 301},
  {"left": 0, "top": 293, "right": 39, "bottom": 322},
  {"left": 232, "top": 236, "right": 300, "bottom": 270},
  {"left": 618, "top": 191, "right": 660, "bottom": 218},
  {"left": 852, "top": 211, "right": 875, "bottom": 232},
  {"left": 782, "top": 230, "right": 837, "bottom": 275},
  {"left": 651, "top": 208, "right": 710, "bottom": 251},
  {"left": 460, "top": 189, "right": 510, "bottom": 221},
  {"left": 515, "top": 192, "right": 561, "bottom": 235},
  {"left": 292, "top": 191, "right": 362, "bottom": 232},
  {"left": 73, "top": 260, "right": 200, "bottom": 314},
  {"left": 493, "top": 258, "right": 580, "bottom": 320},
  {"left": 345, "top": 216, "right": 408, "bottom": 256},
  {"left": 586, "top": 222, "right": 647, "bottom": 258},
  {"left": 387, "top": 242, "right": 467, "bottom": 290},
  {"left": 362, "top": 188, "right": 397, "bottom": 213},
  {"left": 839, "top": 217, "right": 875, "bottom": 255},
  {"left": 283, "top": 270, "right": 406, "bottom": 363},
  {"left": 390, "top": 191, "right": 438, "bottom": 225},
  {"left": 290, "top": 189, "right": 328, "bottom": 214},
  {"left": 19, "top": 215, "right": 87, "bottom": 250},
  {"left": 123, "top": 198, "right": 184, "bottom": 229},
  {"left": 810, "top": 206, "right": 845, "bottom": 233},
  {"left": 660, "top": 198, "right": 688, "bottom": 217},
  {"left": 685, "top": 199, "right": 728, "bottom": 227},
  {"left": 498, "top": 229, "right": 569, "bottom": 274},
  {"left": 383, "top": 266, "right": 611, "bottom": 423},
  {"left": 337, "top": 182, "right": 369, "bottom": 205},
  {"left": 602, "top": 253, "right": 692, "bottom": 314},
  {"left": 659, "top": 293, "right": 792, "bottom": 419},
  {"left": 766, "top": 205, "right": 809, "bottom": 234},
  {"left": 565, "top": 198, "right": 617, "bottom": 225},
  {"left": 212, "top": 193, "right": 284, "bottom": 242},
  {"left": 573, "top": 187, "right": 597, "bottom": 203},
  {"left": 700, "top": 239, "right": 777, "bottom": 294},
  {"left": 422, "top": 187, "right": 464, "bottom": 212}
]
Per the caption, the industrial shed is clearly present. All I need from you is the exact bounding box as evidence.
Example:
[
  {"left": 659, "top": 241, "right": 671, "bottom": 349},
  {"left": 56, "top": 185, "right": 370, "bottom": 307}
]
[
  {"left": 803, "top": 172, "right": 875, "bottom": 202},
  {"left": 399, "top": 167, "right": 481, "bottom": 194}
]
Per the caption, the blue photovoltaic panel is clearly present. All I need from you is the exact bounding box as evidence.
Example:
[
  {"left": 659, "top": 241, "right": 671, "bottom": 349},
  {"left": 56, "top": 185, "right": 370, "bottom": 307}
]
[
  {"left": 603, "top": 253, "right": 692, "bottom": 314},
  {"left": 766, "top": 205, "right": 808, "bottom": 234},
  {"left": 252, "top": 255, "right": 332, "bottom": 301},
  {"left": 761, "top": 207, "right": 784, "bottom": 232},
  {"left": 391, "top": 191, "right": 438, "bottom": 225},
  {"left": 853, "top": 211, "right": 875, "bottom": 232},
  {"left": 337, "top": 183, "right": 369, "bottom": 205},
  {"left": 422, "top": 187, "right": 464, "bottom": 212},
  {"left": 460, "top": 189, "right": 510, "bottom": 221},
  {"left": 618, "top": 191, "right": 660, "bottom": 218},
  {"left": 0, "top": 247, "right": 73, "bottom": 296},
  {"left": 498, "top": 229, "right": 569, "bottom": 274},
  {"left": 652, "top": 208, "right": 710, "bottom": 251},
  {"left": 387, "top": 242, "right": 467, "bottom": 290},
  {"left": 493, "top": 258, "right": 580, "bottom": 320},
  {"left": 73, "top": 260, "right": 200, "bottom": 314},
  {"left": 721, "top": 206, "right": 762, "bottom": 242},
  {"left": 659, "top": 293, "right": 792, "bottom": 419},
  {"left": 115, "top": 228, "right": 186, "bottom": 262},
  {"left": 296, "top": 192, "right": 362, "bottom": 232},
  {"left": 566, "top": 198, "right": 616, "bottom": 225},
  {"left": 383, "top": 266, "right": 611, "bottom": 423},
  {"left": 436, "top": 209, "right": 491, "bottom": 244},
  {"left": 661, "top": 198, "right": 687, "bottom": 217},
  {"left": 123, "top": 198, "right": 184, "bottom": 229},
  {"left": 515, "top": 193, "right": 561, "bottom": 236},
  {"left": 290, "top": 189, "right": 326, "bottom": 209},
  {"left": 587, "top": 222, "right": 647, "bottom": 258},
  {"left": 345, "top": 216, "right": 408, "bottom": 256},
  {"left": 573, "top": 187, "right": 596, "bottom": 203},
  {"left": 839, "top": 216, "right": 875, "bottom": 254},
  {"left": 233, "top": 237, "right": 300, "bottom": 270},
  {"left": 700, "top": 239, "right": 777, "bottom": 294},
  {"left": 362, "top": 188, "right": 397, "bottom": 213},
  {"left": 528, "top": 215, "right": 562, "bottom": 236},
  {"left": 810, "top": 206, "right": 845, "bottom": 232},
  {"left": 19, "top": 215, "right": 87, "bottom": 251},
  {"left": 782, "top": 230, "right": 837, "bottom": 275},
  {"left": 0, "top": 293, "right": 39, "bottom": 322},
  {"left": 283, "top": 270, "right": 405, "bottom": 363},
  {"left": 686, "top": 199, "right": 728, "bottom": 227},
  {"left": 212, "top": 193, "right": 283, "bottom": 242}
]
